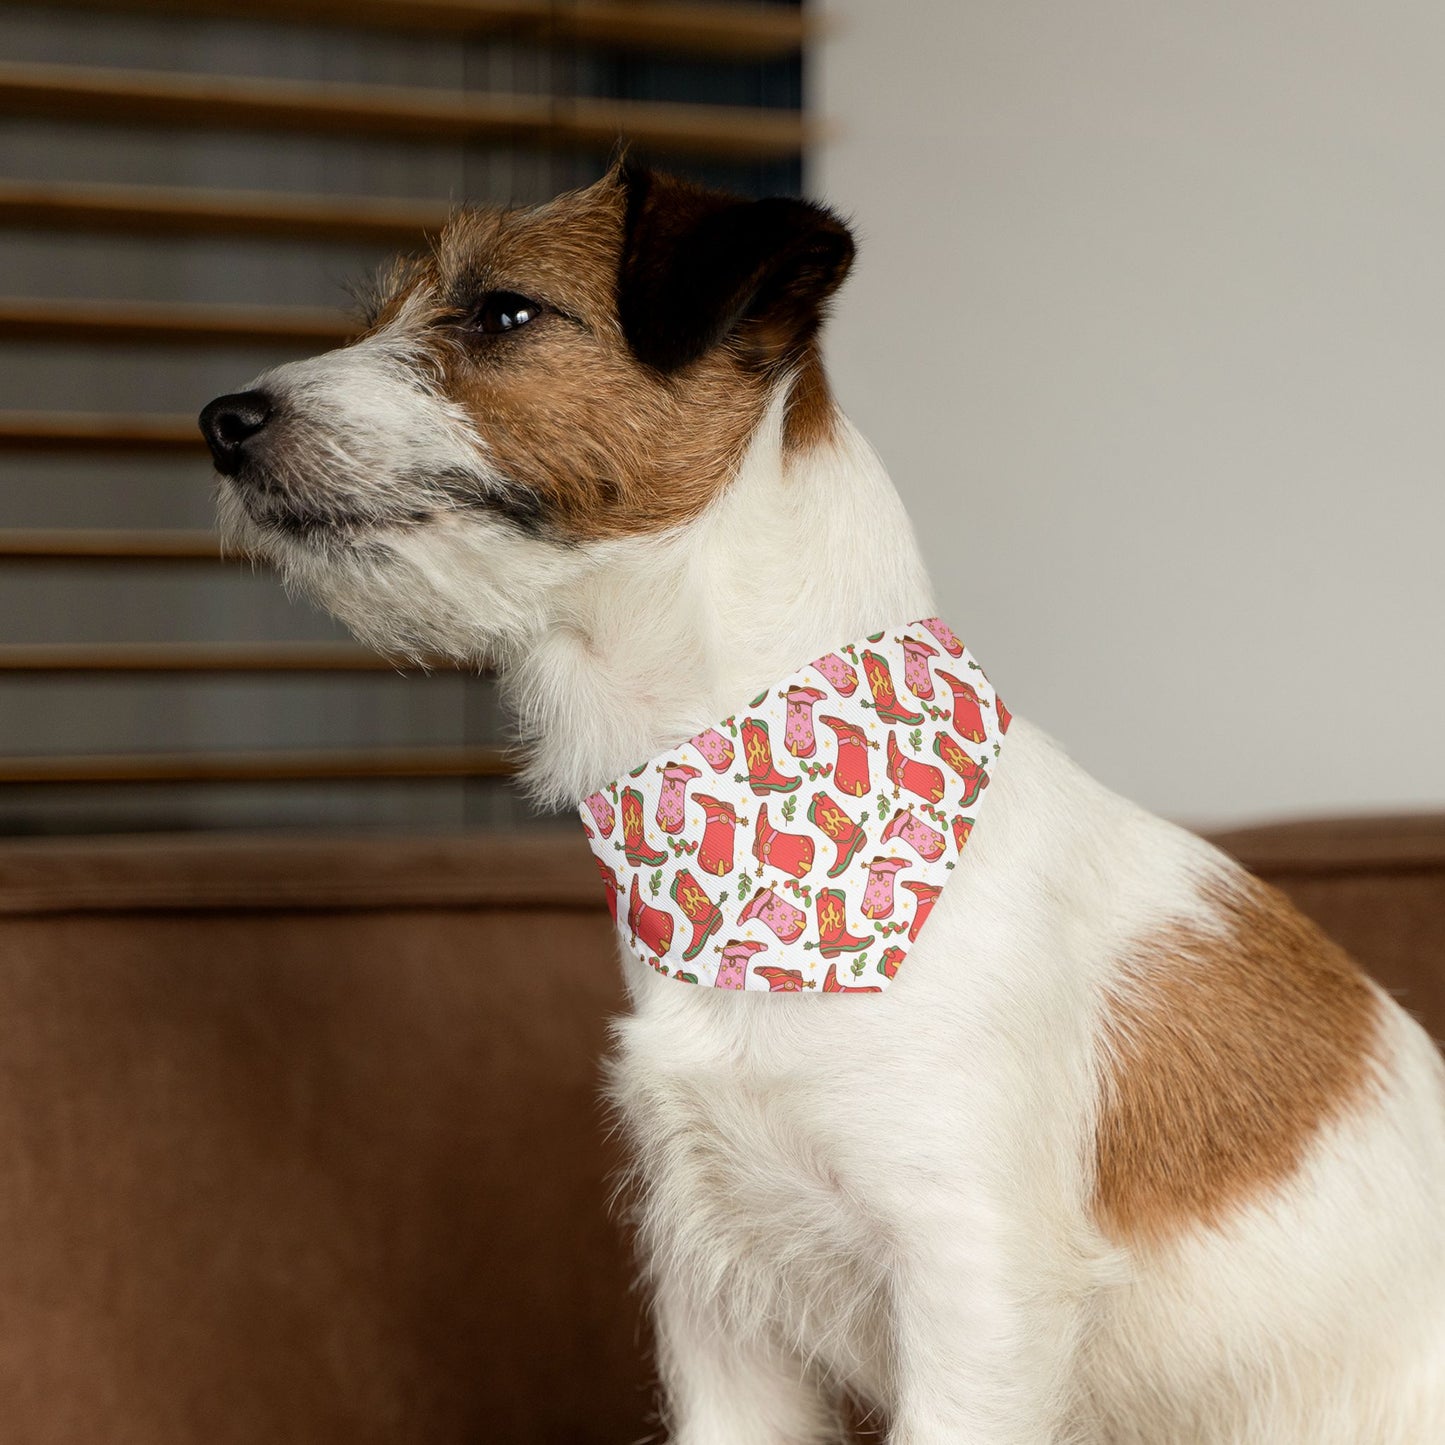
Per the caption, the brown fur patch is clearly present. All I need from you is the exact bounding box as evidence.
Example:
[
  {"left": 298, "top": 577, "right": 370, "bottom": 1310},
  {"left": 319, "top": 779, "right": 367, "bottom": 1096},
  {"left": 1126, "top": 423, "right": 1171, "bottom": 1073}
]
[
  {"left": 782, "top": 344, "right": 840, "bottom": 456},
  {"left": 1094, "top": 873, "right": 1382, "bottom": 1246}
]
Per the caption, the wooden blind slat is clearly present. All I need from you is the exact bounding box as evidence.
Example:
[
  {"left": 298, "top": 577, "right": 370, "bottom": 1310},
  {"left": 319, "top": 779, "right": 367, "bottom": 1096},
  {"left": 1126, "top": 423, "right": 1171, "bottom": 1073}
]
[
  {"left": 0, "top": 745, "right": 513, "bottom": 784},
  {"left": 0, "top": 643, "right": 420, "bottom": 673},
  {"left": 0, "top": 180, "right": 448, "bottom": 245},
  {"left": 0, "top": 413, "right": 204, "bottom": 452},
  {"left": 0, "top": 297, "right": 353, "bottom": 349},
  {"left": 29, "top": 0, "right": 810, "bottom": 59},
  {"left": 0, "top": 529, "right": 221, "bottom": 561},
  {"left": 0, "top": 62, "right": 812, "bottom": 161}
]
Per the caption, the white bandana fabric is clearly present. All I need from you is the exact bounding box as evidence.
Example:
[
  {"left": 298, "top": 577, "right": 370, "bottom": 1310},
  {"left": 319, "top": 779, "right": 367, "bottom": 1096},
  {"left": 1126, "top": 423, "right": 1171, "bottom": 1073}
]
[{"left": 580, "top": 619, "right": 1009, "bottom": 994}]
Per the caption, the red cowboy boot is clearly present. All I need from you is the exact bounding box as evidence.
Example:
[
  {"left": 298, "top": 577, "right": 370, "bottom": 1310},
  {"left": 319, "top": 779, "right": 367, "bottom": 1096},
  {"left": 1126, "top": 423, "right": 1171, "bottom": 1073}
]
[
  {"left": 738, "top": 885, "right": 807, "bottom": 943},
  {"left": 583, "top": 790, "right": 615, "bottom": 839},
  {"left": 754, "top": 965, "right": 808, "bottom": 993},
  {"left": 689, "top": 726, "right": 735, "bottom": 773},
  {"left": 628, "top": 875, "right": 674, "bottom": 957},
  {"left": 593, "top": 856, "right": 621, "bottom": 923},
  {"left": 901, "top": 880, "right": 941, "bottom": 943},
  {"left": 996, "top": 694, "right": 1012, "bottom": 733},
  {"left": 655, "top": 762, "right": 702, "bottom": 834},
  {"left": 823, "top": 962, "right": 882, "bottom": 993},
  {"left": 899, "top": 635, "right": 940, "bottom": 700},
  {"left": 882, "top": 806, "right": 946, "bottom": 862},
  {"left": 861, "top": 856, "right": 909, "bottom": 920},
  {"left": 752, "top": 803, "right": 815, "bottom": 878},
  {"left": 886, "top": 732, "right": 945, "bottom": 804},
  {"left": 782, "top": 685, "right": 827, "bottom": 759},
  {"left": 952, "top": 815, "right": 973, "bottom": 851},
  {"left": 740, "top": 718, "right": 801, "bottom": 795},
  {"left": 934, "top": 670, "right": 988, "bottom": 744},
  {"left": 813, "top": 887, "right": 871, "bottom": 958},
  {"left": 670, "top": 868, "right": 724, "bottom": 961},
  {"left": 807, "top": 791, "right": 868, "bottom": 878},
  {"left": 861, "top": 650, "right": 924, "bottom": 726},
  {"left": 811, "top": 652, "right": 859, "bottom": 696},
  {"left": 879, "top": 945, "right": 906, "bottom": 979},
  {"left": 921, "top": 617, "right": 964, "bottom": 657},
  {"left": 694, "top": 794, "right": 744, "bottom": 876},
  {"left": 932, "top": 732, "right": 990, "bottom": 807},
  {"left": 620, "top": 786, "right": 668, "bottom": 866},
  {"left": 714, "top": 938, "right": 767, "bottom": 990},
  {"left": 819, "top": 714, "right": 875, "bottom": 798}
]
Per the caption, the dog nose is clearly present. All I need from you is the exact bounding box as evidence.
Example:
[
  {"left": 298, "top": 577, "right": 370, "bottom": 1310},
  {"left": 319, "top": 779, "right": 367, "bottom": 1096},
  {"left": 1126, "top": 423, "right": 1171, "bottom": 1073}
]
[{"left": 199, "top": 390, "right": 273, "bottom": 475}]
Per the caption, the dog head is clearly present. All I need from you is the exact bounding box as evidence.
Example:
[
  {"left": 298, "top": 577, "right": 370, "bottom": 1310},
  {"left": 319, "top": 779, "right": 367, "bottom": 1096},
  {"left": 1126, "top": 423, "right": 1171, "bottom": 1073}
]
[{"left": 200, "top": 163, "right": 854, "bottom": 663}]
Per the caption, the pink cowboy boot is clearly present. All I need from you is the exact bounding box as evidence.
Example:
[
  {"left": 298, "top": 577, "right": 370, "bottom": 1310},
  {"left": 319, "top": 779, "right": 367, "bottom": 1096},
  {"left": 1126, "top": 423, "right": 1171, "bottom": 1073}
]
[
  {"left": 628, "top": 875, "right": 674, "bottom": 958},
  {"left": 620, "top": 786, "right": 668, "bottom": 867},
  {"left": 694, "top": 794, "right": 743, "bottom": 876},
  {"left": 932, "top": 732, "right": 990, "bottom": 807},
  {"left": 823, "top": 962, "right": 882, "bottom": 993},
  {"left": 754, "top": 965, "right": 807, "bottom": 993},
  {"left": 861, "top": 650, "right": 924, "bottom": 726},
  {"left": 583, "top": 790, "right": 615, "bottom": 838},
  {"left": 885, "top": 732, "right": 945, "bottom": 804},
  {"left": 670, "top": 869, "right": 724, "bottom": 961},
  {"left": 811, "top": 652, "right": 859, "bottom": 696},
  {"left": 738, "top": 886, "right": 807, "bottom": 943},
  {"left": 819, "top": 714, "right": 874, "bottom": 798},
  {"left": 782, "top": 685, "right": 827, "bottom": 759},
  {"left": 934, "top": 670, "right": 988, "bottom": 744},
  {"left": 901, "top": 880, "right": 942, "bottom": 943},
  {"left": 920, "top": 617, "right": 964, "bottom": 657},
  {"left": 879, "top": 944, "right": 906, "bottom": 979},
  {"left": 752, "top": 803, "right": 815, "bottom": 878},
  {"left": 861, "top": 856, "right": 910, "bottom": 920},
  {"left": 655, "top": 762, "right": 702, "bottom": 835},
  {"left": 740, "top": 718, "right": 801, "bottom": 795},
  {"left": 714, "top": 938, "right": 767, "bottom": 990},
  {"left": 806, "top": 791, "right": 868, "bottom": 878},
  {"left": 881, "top": 807, "right": 946, "bottom": 862},
  {"left": 690, "top": 726, "right": 735, "bottom": 773},
  {"left": 813, "top": 887, "right": 871, "bottom": 959},
  {"left": 899, "top": 635, "right": 940, "bottom": 700}
]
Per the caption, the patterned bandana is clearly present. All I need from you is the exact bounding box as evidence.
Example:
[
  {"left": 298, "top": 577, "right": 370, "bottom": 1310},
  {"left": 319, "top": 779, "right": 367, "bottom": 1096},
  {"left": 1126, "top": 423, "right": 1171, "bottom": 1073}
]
[{"left": 580, "top": 619, "right": 1009, "bottom": 994}]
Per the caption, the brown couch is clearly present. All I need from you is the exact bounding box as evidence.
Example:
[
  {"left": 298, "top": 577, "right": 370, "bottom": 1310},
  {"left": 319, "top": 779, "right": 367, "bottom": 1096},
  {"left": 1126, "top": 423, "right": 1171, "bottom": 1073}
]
[{"left": 0, "top": 817, "right": 1440, "bottom": 1443}]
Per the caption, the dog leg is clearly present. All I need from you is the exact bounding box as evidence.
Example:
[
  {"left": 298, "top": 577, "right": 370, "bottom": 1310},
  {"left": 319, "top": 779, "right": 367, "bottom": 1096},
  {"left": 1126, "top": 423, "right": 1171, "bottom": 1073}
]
[{"left": 654, "top": 1276, "right": 841, "bottom": 1445}]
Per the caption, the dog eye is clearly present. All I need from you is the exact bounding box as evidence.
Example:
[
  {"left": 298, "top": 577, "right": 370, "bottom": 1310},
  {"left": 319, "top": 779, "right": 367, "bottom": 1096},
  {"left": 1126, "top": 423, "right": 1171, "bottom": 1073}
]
[{"left": 471, "top": 291, "right": 544, "bottom": 335}]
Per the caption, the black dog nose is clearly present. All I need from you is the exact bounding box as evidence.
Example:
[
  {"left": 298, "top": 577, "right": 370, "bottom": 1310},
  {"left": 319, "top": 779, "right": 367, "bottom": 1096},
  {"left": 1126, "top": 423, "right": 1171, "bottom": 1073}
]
[{"left": 199, "top": 390, "right": 273, "bottom": 475}]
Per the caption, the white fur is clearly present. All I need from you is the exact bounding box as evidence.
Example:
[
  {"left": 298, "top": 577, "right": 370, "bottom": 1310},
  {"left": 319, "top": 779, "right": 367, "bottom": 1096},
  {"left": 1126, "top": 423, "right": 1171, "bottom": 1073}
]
[{"left": 221, "top": 348, "right": 1445, "bottom": 1444}]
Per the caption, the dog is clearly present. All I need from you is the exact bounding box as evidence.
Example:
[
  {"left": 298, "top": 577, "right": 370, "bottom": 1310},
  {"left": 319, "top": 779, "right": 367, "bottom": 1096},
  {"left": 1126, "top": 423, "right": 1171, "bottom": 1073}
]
[{"left": 200, "top": 162, "right": 1445, "bottom": 1443}]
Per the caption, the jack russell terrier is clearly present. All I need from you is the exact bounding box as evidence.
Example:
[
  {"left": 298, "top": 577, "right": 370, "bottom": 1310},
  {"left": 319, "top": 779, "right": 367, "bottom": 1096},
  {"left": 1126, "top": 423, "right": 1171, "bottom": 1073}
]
[{"left": 200, "top": 163, "right": 1445, "bottom": 1444}]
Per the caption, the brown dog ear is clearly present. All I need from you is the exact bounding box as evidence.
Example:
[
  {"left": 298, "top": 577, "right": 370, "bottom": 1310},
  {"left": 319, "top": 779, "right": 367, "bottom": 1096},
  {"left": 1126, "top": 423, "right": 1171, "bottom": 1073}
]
[{"left": 617, "top": 162, "right": 855, "bottom": 374}]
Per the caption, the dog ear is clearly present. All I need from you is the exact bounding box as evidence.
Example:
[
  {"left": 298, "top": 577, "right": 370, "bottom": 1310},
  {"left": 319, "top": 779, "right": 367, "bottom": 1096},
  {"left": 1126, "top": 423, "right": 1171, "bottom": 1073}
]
[{"left": 616, "top": 162, "right": 855, "bottom": 374}]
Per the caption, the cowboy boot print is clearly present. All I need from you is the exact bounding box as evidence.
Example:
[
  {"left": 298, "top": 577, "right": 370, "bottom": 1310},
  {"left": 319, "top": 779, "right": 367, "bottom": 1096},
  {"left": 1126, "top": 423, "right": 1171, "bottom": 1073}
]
[
  {"left": 782, "top": 685, "right": 827, "bottom": 759},
  {"left": 861, "top": 650, "right": 924, "bottom": 726},
  {"left": 811, "top": 652, "right": 859, "bottom": 696},
  {"left": 740, "top": 718, "right": 801, "bottom": 795},
  {"left": 670, "top": 869, "right": 724, "bottom": 961},
  {"left": 807, "top": 791, "right": 868, "bottom": 878},
  {"left": 714, "top": 938, "right": 767, "bottom": 990},
  {"left": 694, "top": 794, "right": 743, "bottom": 876},
  {"left": 737, "top": 886, "right": 807, "bottom": 943},
  {"left": 932, "top": 732, "right": 990, "bottom": 806},
  {"left": 754, "top": 965, "right": 808, "bottom": 993},
  {"left": 583, "top": 791, "right": 616, "bottom": 839},
  {"left": 881, "top": 807, "right": 947, "bottom": 862},
  {"left": 823, "top": 963, "right": 882, "bottom": 993},
  {"left": 690, "top": 726, "right": 735, "bottom": 773},
  {"left": 620, "top": 786, "right": 669, "bottom": 866},
  {"left": 899, "top": 635, "right": 940, "bottom": 700},
  {"left": 996, "top": 694, "right": 1012, "bottom": 733},
  {"left": 920, "top": 617, "right": 965, "bottom": 657},
  {"left": 813, "top": 887, "right": 871, "bottom": 958},
  {"left": 593, "top": 856, "right": 622, "bottom": 923},
  {"left": 655, "top": 763, "right": 702, "bottom": 835},
  {"left": 861, "top": 856, "right": 910, "bottom": 920},
  {"left": 878, "top": 945, "right": 906, "bottom": 980},
  {"left": 934, "top": 670, "right": 988, "bottom": 744},
  {"left": 886, "top": 731, "right": 945, "bottom": 804},
  {"left": 752, "top": 803, "right": 815, "bottom": 878},
  {"left": 819, "top": 714, "right": 874, "bottom": 798},
  {"left": 628, "top": 875, "right": 674, "bottom": 958},
  {"left": 952, "top": 815, "right": 973, "bottom": 851},
  {"left": 902, "top": 880, "right": 942, "bottom": 943}
]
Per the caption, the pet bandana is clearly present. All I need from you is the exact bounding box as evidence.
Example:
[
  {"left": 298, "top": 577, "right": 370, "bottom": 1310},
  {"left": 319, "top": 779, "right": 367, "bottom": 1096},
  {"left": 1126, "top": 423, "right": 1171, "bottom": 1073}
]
[{"left": 580, "top": 618, "right": 1008, "bottom": 994}]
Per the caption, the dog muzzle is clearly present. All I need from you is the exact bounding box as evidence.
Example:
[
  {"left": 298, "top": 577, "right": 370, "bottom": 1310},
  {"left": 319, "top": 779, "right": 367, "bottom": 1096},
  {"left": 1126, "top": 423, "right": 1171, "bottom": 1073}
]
[{"left": 579, "top": 618, "right": 1009, "bottom": 994}]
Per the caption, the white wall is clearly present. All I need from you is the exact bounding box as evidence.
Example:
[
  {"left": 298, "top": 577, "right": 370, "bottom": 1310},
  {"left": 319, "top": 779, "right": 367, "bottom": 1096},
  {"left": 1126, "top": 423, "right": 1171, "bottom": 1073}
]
[{"left": 812, "top": 0, "right": 1445, "bottom": 827}]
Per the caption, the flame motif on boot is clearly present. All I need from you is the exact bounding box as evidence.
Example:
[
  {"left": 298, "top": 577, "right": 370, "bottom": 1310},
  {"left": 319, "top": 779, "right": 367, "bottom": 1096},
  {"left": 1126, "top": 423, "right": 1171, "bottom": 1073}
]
[
  {"left": 806, "top": 791, "right": 868, "bottom": 878},
  {"left": 861, "top": 650, "right": 924, "bottom": 726},
  {"left": 819, "top": 714, "right": 874, "bottom": 798},
  {"left": 823, "top": 963, "right": 882, "bottom": 993},
  {"left": 752, "top": 803, "right": 815, "bottom": 878},
  {"left": 740, "top": 718, "right": 801, "bottom": 795},
  {"left": 812, "top": 887, "right": 871, "bottom": 958},
  {"left": 931, "top": 732, "right": 990, "bottom": 806},
  {"left": 620, "top": 786, "right": 668, "bottom": 867},
  {"left": 934, "top": 670, "right": 988, "bottom": 744},
  {"left": 885, "top": 732, "right": 945, "bottom": 804},
  {"left": 628, "top": 875, "right": 673, "bottom": 958},
  {"left": 782, "top": 686, "right": 827, "bottom": 759},
  {"left": 670, "top": 869, "right": 724, "bottom": 962}
]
